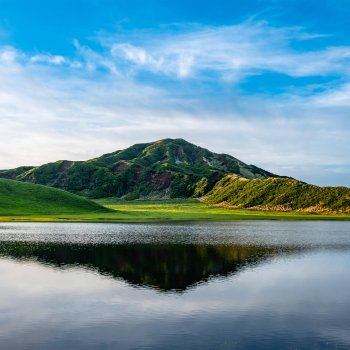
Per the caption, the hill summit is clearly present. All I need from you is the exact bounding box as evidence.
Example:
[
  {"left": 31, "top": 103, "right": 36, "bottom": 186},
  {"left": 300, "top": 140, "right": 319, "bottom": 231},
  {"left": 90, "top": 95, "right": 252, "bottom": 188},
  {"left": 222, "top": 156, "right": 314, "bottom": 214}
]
[{"left": 0, "top": 138, "right": 279, "bottom": 199}]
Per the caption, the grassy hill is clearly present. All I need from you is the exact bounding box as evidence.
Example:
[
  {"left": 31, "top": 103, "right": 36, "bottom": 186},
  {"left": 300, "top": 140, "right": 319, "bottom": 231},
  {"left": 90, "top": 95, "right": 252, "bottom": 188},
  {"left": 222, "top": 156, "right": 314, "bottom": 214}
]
[
  {"left": 204, "top": 175, "right": 350, "bottom": 213},
  {"left": 0, "top": 138, "right": 279, "bottom": 199},
  {"left": 0, "top": 178, "right": 348, "bottom": 221},
  {"left": 1, "top": 139, "right": 349, "bottom": 217},
  {"left": 0, "top": 178, "right": 109, "bottom": 216}
]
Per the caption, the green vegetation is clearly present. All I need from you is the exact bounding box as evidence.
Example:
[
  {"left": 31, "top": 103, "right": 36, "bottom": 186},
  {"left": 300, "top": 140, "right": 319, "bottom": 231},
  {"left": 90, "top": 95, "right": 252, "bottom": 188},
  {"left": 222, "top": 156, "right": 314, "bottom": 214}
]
[
  {"left": 95, "top": 198, "right": 350, "bottom": 221},
  {"left": 0, "top": 182, "right": 349, "bottom": 222},
  {"left": 205, "top": 175, "right": 350, "bottom": 213},
  {"left": 0, "top": 178, "right": 109, "bottom": 218},
  {"left": 0, "top": 138, "right": 278, "bottom": 199},
  {"left": 1, "top": 137, "right": 350, "bottom": 220}
]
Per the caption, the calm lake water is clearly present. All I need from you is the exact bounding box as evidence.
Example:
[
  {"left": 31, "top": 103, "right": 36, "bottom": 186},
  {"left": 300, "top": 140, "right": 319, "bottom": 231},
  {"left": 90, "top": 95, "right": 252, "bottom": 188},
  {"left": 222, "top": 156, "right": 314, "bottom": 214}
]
[{"left": 0, "top": 221, "right": 350, "bottom": 349}]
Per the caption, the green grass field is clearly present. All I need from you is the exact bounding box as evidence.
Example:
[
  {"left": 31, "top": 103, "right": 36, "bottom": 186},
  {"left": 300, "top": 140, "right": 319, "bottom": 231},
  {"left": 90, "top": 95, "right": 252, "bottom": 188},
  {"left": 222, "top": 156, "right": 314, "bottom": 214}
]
[
  {"left": 0, "top": 179, "right": 349, "bottom": 222},
  {"left": 93, "top": 198, "right": 350, "bottom": 222}
]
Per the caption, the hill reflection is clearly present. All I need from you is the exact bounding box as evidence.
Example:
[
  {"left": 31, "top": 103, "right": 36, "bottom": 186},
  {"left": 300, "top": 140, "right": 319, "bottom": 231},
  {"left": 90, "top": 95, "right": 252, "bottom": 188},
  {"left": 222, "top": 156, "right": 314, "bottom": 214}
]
[{"left": 0, "top": 242, "right": 289, "bottom": 291}]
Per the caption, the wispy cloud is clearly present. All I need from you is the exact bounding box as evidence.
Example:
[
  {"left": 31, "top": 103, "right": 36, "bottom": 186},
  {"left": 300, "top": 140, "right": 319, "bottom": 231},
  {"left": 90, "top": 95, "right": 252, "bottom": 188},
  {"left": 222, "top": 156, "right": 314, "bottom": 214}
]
[
  {"left": 0, "top": 46, "right": 19, "bottom": 64},
  {"left": 101, "top": 22, "right": 350, "bottom": 80},
  {"left": 30, "top": 54, "right": 66, "bottom": 65},
  {"left": 311, "top": 83, "right": 350, "bottom": 107}
]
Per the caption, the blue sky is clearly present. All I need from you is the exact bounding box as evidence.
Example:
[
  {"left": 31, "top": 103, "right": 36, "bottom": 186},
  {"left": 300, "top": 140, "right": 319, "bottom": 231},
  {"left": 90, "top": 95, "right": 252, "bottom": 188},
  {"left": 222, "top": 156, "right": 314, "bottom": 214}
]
[{"left": 0, "top": 0, "right": 350, "bottom": 186}]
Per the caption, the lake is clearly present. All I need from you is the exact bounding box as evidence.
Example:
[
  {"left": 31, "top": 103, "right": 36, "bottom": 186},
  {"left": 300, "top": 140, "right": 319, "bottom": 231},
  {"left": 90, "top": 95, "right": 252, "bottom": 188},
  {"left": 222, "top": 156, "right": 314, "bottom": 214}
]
[{"left": 0, "top": 221, "right": 349, "bottom": 349}]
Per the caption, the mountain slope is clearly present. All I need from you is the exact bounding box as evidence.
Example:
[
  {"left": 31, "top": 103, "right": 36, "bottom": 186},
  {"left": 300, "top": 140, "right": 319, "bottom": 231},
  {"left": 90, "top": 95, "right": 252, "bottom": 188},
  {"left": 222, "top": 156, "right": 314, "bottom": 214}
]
[
  {"left": 204, "top": 175, "right": 350, "bottom": 213},
  {"left": 0, "top": 138, "right": 279, "bottom": 199},
  {"left": 0, "top": 179, "right": 109, "bottom": 216}
]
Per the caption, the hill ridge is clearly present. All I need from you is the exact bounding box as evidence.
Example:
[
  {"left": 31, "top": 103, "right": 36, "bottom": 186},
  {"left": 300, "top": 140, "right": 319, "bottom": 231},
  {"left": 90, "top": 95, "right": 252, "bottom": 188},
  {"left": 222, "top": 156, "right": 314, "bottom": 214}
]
[
  {"left": 204, "top": 175, "right": 350, "bottom": 213},
  {"left": 0, "top": 138, "right": 279, "bottom": 199}
]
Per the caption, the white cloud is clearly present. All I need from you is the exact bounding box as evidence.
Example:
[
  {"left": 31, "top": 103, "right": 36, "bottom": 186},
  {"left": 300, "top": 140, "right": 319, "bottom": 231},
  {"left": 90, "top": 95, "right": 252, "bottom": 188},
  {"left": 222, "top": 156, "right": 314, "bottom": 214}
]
[
  {"left": 0, "top": 46, "right": 19, "bottom": 64},
  {"left": 30, "top": 54, "right": 66, "bottom": 65},
  {"left": 311, "top": 83, "right": 350, "bottom": 107},
  {"left": 102, "top": 22, "right": 350, "bottom": 80},
  {"left": 111, "top": 44, "right": 151, "bottom": 65}
]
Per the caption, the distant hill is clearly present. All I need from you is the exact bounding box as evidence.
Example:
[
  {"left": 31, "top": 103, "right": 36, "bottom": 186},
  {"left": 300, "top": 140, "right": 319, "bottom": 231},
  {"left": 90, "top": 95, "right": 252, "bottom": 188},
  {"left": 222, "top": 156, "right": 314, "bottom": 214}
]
[
  {"left": 0, "top": 179, "right": 108, "bottom": 216},
  {"left": 0, "top": 138, "right": 279, "bottom": 199},
  {"left": 204, "top": 175, "right": 350, "bottom": 213}
]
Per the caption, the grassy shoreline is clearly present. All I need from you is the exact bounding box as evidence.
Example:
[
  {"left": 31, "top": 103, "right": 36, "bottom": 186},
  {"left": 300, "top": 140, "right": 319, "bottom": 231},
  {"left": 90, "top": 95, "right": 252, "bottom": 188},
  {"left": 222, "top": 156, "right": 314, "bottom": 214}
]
[{"left": 1, "top": 199, "right": 349, "bottom": 223}]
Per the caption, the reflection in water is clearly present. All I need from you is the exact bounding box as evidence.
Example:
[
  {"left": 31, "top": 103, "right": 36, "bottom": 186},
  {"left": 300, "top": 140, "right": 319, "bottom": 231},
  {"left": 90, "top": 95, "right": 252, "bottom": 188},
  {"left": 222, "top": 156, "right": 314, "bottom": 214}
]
[
  {"left": 0, "top": 222, "right": 350, "bottom": 349},
  {"left": 0, "top": 242, "right": 287, "bottom": 291}
]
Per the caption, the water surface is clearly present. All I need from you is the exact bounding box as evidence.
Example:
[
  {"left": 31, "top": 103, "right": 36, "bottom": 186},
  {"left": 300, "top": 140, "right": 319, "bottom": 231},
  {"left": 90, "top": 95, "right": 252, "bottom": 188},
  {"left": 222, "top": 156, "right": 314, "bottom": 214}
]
[{"left": 0, "top": 221, "right": 349, "bottom": 349}]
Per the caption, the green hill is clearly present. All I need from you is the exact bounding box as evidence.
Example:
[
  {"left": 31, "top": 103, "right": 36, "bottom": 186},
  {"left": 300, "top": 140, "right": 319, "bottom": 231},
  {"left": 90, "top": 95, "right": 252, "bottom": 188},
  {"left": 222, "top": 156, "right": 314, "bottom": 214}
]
[
  {"left": 204, "top": 175, "right": 350, "bottom": 213},
  {"left": 0, "top": 178, "right": 349, "bottom": 221},
  {"left": 0, "top": 179, "right": 109, "bottom": 216},
  {"left": 0, "top": 138, "right": 279, "bottom": 199}
]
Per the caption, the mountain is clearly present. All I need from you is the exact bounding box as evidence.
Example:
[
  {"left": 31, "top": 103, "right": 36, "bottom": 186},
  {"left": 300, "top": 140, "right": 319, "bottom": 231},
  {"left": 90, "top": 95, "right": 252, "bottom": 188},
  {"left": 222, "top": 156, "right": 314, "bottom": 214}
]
[
  {"left": 0, "top": 138, "right": 279, "bottom": 199},
  {"left": 204, "top": 175, "right": 350, "bottom": 213},
  {"left": 0, "top": 178, "right": 108, "bottom": 216}
]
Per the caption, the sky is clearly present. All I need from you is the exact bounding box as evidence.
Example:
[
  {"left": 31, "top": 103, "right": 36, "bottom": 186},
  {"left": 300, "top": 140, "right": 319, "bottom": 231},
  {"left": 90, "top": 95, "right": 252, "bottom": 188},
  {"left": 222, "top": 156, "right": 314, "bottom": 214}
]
[{"left": 0, "top": 0, "right": 350, "bottom": 186}]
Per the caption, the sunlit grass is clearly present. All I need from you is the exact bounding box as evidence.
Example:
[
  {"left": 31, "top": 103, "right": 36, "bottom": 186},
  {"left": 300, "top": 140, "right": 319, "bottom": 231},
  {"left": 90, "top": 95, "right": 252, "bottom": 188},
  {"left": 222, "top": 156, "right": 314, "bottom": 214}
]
[
  {"left": 1, "top": 198, "right": 349, "bottom": 222},
  {"left": 93, "top": 198, "right": 350, "bottom": 222}
]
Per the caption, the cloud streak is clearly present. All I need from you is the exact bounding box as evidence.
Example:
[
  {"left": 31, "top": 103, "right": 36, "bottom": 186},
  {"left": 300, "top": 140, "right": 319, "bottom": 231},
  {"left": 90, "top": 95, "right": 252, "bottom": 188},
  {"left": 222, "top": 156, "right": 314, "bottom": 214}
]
[{"left": 104, "top": 22, "right": 350, "bottom": 80}]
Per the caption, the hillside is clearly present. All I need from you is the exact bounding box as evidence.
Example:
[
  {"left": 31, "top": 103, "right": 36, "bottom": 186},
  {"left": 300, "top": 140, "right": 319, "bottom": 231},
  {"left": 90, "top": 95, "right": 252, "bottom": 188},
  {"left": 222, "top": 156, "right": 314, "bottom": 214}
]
[
  {"left": 204, "top": 175, "right": 350, "bottom": 213},
  {"left": 0, "top": 179, "right": 109, "bottom": 216},
  {"left": 0, "top": 138, "right": 279, "bottom": 199}
]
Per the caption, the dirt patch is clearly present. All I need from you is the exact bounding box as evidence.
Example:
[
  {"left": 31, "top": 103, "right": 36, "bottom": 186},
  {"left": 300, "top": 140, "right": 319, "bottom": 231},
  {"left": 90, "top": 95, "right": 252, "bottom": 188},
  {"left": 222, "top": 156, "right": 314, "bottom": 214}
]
[
  {"left": 59, "top": 161, "right": 75, "bottom": 172},
  {"left": 150, "top": 172, "right": 172, "bottom": 189},
  {"left": 132, "top": 165, "right": 144, "bottom": 181},
  {"left": 113, "top": 161, "right": 129, "bottom": 173},
  {"left": 175, "top": 146, "right": 185, "bottom": 160}
]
